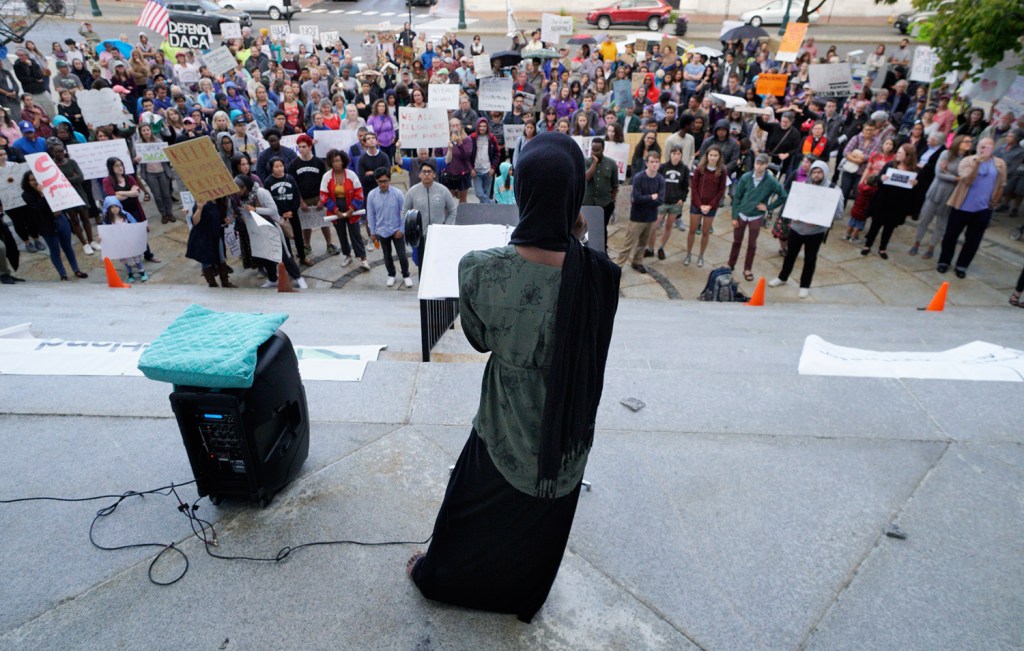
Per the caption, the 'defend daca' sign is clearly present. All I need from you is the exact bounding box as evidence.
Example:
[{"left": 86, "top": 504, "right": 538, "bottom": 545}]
[{"left": 168, "top": 21, "right": 213, "bottom": 50}]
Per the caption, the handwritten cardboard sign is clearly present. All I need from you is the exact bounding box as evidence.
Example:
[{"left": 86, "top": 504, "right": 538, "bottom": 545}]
[
  {"left": 203, "top": 46, "right": 237, "bottom": 77},
  {"left": 67, "top": 140, "right": 135, "bottom": 180},
  {"left": 909, "top": 45, "right": 939, "bottom": 83},
  {"left": 0, "top": 162, "right": 29, "bottom": 209},
  {"left": 756, "top": 73, "right": 789, "bottom": 97},
  {"left": 299, "top": 25, "right": 320, "bottom": 42},
  {"left": 77, "top": 88, "right": 133, "bottom": 128},
  {"left": 269, "top": 24, "right": 290, "bottom": 42},
  {"left": 221, "top": 22, "right": 241, "bottom": 41},
  {"left": 164, "top": 137, "right": 239, "bottom": 203},
  {"left": 541, "top": 13, "right": 573, "bottom": 44},
  {"left": 632, "top": 72, "right": 646, "bottom": 93},
  {"left": 776, "top": 22, "right": 808, "bottom": 63},
  {"left": 397, "top": 107, "right": 450, "bottom": 149},
  {"left": 473, "top": 53, "right": 493, "bottom": 79},
  {"left": 135, "top": 141, "right": 169, "bottom": 164},
  {"left": 320, "top": 31, "right": 340, "bottom": 49},
  {"left": 781, "top": 181, "right": 843, "bottom": 227},
  {"left": 603, "top": 141, "right": 629, "bottom": 182},
  {"left": 429, "top": 83, "right": 461, "bottom": 111},
  {"left": 809, "top": 63, "right": 854, "bottom": 98},
  {"left": 24, "top": 153, "right": 85, "bottom": 212},
  {"left": 478, "top": 77, "right": 513, "bottom": 112},
  {"left": 244, "top": 211, "right": 283, "bottom": 263}
]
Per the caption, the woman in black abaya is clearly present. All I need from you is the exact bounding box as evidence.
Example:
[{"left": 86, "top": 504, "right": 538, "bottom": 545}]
[{"left": 408, "top": 132, "right": 621, "bottom": 623}]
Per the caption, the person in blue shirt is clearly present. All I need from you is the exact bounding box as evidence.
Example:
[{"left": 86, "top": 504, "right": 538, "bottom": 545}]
[
  {"left": 366, "top": 167, "right": 412, "bottom": 287},
  {"left": 12, "top": 120, "right": 46, "bottom": 157}
]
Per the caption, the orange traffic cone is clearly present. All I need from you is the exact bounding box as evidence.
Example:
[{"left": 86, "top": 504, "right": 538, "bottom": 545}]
[
  {"left": 747, "top": 277, "right": 766, "bottom": 306},
  {"left": 103, "top": 257, "right": 130, "bottom": 289},
  {"left": 924, "top": 281, "right": 948, "bottom": 311},
  {"left": 277, "top": 262, "right": 296, "bottom": 293}
]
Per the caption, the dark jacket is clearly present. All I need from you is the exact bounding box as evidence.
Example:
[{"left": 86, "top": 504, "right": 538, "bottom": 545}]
[
  {"left": 629, "top": 171, "right": 664, "bottom": 222},
  {"left": 185, "top": 201, "right": 226, "bottom": 266}
]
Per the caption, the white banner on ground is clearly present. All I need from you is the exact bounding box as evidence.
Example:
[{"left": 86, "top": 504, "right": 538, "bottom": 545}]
[
  {"left": 320, "top": 30, "right": 340, "bottom": 49},
  {"left": 781, "top": 182, "right": 843, "bottom": 227},
  {"left": 909, "top": 45, "right": 939, "bottom": 83},
  {"left": 67, "top": 140, "right": 134, "bottom": 179},
  {"left": 203, "top": 46, "right": 237, "bottom": 77},
  {"left": 883, "top": 169, "right": 917, "bottom": 189},
  {"left": 245, "top": 211, "right": 283, "bottom": 262},
  {"left": 135, "top": 141, "right": 169, "bottom": 163},
  {"left": 24, "top": 153, "right": 85, "bottom": 211},
  {"left": 540, "top": 13, "right": 573, "bottom": 44},
  {"left": 313, "top": 129, "right": 359, "bottom": 158},
  {"left": 418, "top": 224, "right": 514, "bottom": 299},
  {"left": 77, "top": 88, "right": 133, "bottom": 127},
  {"left": 398, "top": 107, "right": 450, "bottom": 149},
  {"left": 478, "top": 77, "right": 513, "bottom": 112},
  {"left": 603, "top": 142, "right": 629, "bottom": 181},
  {"left": 221, "top": 22, "right": 242, "bottom": 40},
  {"left": 798, "top": 336, "right": 1024, "bottom": 382},
  {"left": 808, "top": 63, "right": 854, "bottom": 98},
  {"left": 0, "top": 334, "right": 385, "bottom": 382},
  {"left": 429, "top": 83, "right": 460, "bottom": 110},
  {"left": 473, "top": 53, "right": 493, "bottom": 78},
  {"left": 96, "top": 222, "right": 148, "bottom": 259},
  {"left": 0, "top": 162, "right": 29, "bottom": 209}
]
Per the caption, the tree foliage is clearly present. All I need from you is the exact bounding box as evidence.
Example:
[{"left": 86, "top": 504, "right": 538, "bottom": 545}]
[
  {"left": 0, "top": 0, "right": 71, "bottom": 48},
  {"left": 875, "top": 0, "right": 1024, "bottom": 74}
]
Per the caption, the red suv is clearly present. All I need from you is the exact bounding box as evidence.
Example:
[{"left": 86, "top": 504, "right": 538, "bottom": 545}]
[{"left": 587, "top": 0, "right": 672, "bottom": 32}]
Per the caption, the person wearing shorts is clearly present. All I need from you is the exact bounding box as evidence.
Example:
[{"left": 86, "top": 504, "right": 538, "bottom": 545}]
[
  {"left": 646, "top": 145, "right": 689, "bottom": 260},
  {"left": 684, "top": 145, "right": 727, "bottom": 268}
]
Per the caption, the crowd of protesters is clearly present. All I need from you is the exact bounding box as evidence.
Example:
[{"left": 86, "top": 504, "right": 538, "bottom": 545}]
[{"left": 0, "top": 21, "right": 1020, "bottom": 304}]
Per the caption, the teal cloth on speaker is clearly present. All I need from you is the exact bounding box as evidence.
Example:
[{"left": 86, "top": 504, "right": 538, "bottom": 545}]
[{"left": 138, "top": 304, "right": 289, "bottom": 389}]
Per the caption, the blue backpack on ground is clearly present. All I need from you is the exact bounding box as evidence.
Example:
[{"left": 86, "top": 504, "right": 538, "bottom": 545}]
[{"left": 698, "top": 266, "right": 748, "bottom": 302}]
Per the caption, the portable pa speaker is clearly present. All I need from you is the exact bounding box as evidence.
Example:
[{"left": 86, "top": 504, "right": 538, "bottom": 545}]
[{"left": 169, "top": 331, "right": 309, "bottom": 507}]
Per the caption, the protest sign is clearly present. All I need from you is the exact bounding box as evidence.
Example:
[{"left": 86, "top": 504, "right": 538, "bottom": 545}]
[
  {"left": 97, "top": 222, "right": 147, "bottom": 260},
  {"left": 287, "top": 33, "right": 315, "bottom": 54},
  {"left": 871, "top": 61, "right": 888, "bottom": 89},
  {"left": 478, "top": 77, "right": 513, "bottom": 112},
  {"left": 632, "top": 72, "right": 646, "bottom": 93},
  {"left": 168, "top": 21, "right": 212, "bottom": 50},
  {"left": 279, "top": 134, "right": 301, "bottom": 153},
  {"left": 67, "top": 140, "right": 134, "bottom": 180},
  {"left": 203, "top": 46, "right": 237, "bottom": 77},
  {"left": 178, "top": 69, "right": 200, "bottom": 86},
  {"left": 320, "top": 30, "right": 339, "bottom": 49},
  {"left": 603, "top": 142, "right": 629, "bottom": 182},
  {"left": 180, "top": 191, "right": 195, "bottom": 217},
  {"left": 520, "top": 91, "right": 536, "bottom": 112},
  {"left": 298, "top": 204, "right": 326, "bottom": 230},
  {"left": 313, "top": 130, "right": 359, "bottom": 158},
  {"left": 776, "top": 22, "right": 808, "bottom": 63},
  {"left": 224, "top": 223, "right": 240, "bottom": 256},
  {"left": 299, "top": 25, "right": 320, "bottom": 41},
  {"left": 135, "top": 141, "right": 169, "bottom": 164},
  {"left": 398, "top": 107, "right": 449, "bottom": 149},
  {"left": 756, "top": 73, "right": 788, "bottom": 97},
  {"left": 883, "top": 169, "right": 917, "bottom": 189},
  {"left": 24, "top": 153, "right": 85, "bottom": 212},
  {"left": 245, "top": 121, "right": 268, "bottom": 150},
  {"left": 634, "top": 38, "right": 648, "bottom": 54},
  {"left": 735, "top": 105, "right": 774, "bottom": 117},
  {"left": 429, "top": 83, "right": 460, "bottom": 111},
  {"left": 662, "top": 36, "right": 678, "bottom": 54},
  {"left": 473, "top": 53, "right": 493, "bottom": 79},
  {"left": 992, "top": 96, "right": 1024, "bottom": 127},
  {"left": 164, "top": 138, "right": 238, "bottom": 202},
  {"left": 503, "top": 124, "right": 525, "bottom": 147},
  {"left": 541, "top": 13, "right": 573, "bottom": 44},
  {"left": 808, "top": 63, "right": 854, "bottom": 98},
  {"left": 0, "top": 162, "right": 29, "bottom": 209},
  {"left": 221, "top": 22, "right": 241, "bottom": 40},
  {"left": 361, "top": 44, "right": 377, "bottom": 64},
  {"left": 781, "top": 182, "right": 843, "bottom": 228},
  {"left": 244, "top": 211, "right": 283, "bottom": 263},
  {"left": 270, "top": 24, "right": 290, "bottom": 41},
  {"left": 909, "top": 46, "right": 939, "bottom": 83},
  {"left": 77, "top": 88, "right": 132, "bottom": 128}
]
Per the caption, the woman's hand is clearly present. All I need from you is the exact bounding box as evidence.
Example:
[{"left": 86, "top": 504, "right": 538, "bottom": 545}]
[{"left": 701, "top": 205, "right": 711, "bottom": 214}]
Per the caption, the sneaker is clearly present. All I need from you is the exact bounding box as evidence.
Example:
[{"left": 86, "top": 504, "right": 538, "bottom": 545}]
[
  {"left": 33, "top": 239, "right": 46, "bottom": 252},
  {"left": 657, "top": 247, "right": 666, "bottom": 260},
  {"left": 327, "top": 243, "right": 340, "bottom": 256},
  {"left": 140, "top": 272, "right": 149, "bottom": 282},
  {"left": 127, "top": 273, "right": 136, "bottom": 283},
  {"left": 643, "top": 248, "right": 654, "bottom": 258},
  {"left": 936, "top": 263, "right": 949, "bottom": 274},
  {"left": 260, "top": 280, "right": 277, "bottom": 288},
  {"left": 341, "top": 255, "right": 353, "bottom": 267},
  {"left": 386, "top": 276, "right": 396, "bottom": 287},
  {"left": 697, "top": 255, "right": 704, "bottom": 268},
  {"left": 83, "top": 243, "right": 95, "bottom": 255},
  {"left": 768, "top": 277, "right": 787, "bottom": 287},
  {"left": 296, "top": 276, "right": 308, "bottom": 289},
  {"left": 798, "top": 287, "right": 810, "bottom": 299},
  {"left": 674, "top": 220, "right": 686, "bottom": 232},
  {"left": 954, "top": 268, "right": 966, "bottom": 279},
  {"left": 683, "top": 252, "right": 691, "bottom": 266},
  {"left": 360, "top": 260, "right": 371, "bottom": 272},
  {"left": 841, "top": 234, "right": 851, "bottom": 242},
  {"left": 860, "top": 248, "right": 870, "bottom": 256},
  {"left": 695, "top": 226, "right": 702, "bottom": 235},
  {"left": 90, "top": 241, "right": 101, "bottom": 251},
  {"left": 404, "top": 277, "right": 413, "bottom": 288}
]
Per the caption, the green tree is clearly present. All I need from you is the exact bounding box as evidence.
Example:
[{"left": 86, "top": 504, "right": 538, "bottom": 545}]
[{"left": 875, "top": 0, "right": 1024, "bottom": 74}]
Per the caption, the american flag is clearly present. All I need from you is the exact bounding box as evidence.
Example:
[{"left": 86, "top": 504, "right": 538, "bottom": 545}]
[{"left": 137, "top": 0, "right": 170, "bottom": 38}]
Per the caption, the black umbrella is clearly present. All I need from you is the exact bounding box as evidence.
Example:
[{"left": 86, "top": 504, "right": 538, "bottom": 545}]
[
  {"left": 489, "top": 50, "right": 523, "bottom": 68},
  {"left": 720, "top": 24, "right": 770, "bottom": 42},
  {"left": 567, "top": 34, "right": 597, "bottom": 45}
]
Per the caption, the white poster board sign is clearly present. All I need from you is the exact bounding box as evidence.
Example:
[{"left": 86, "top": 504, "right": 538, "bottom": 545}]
[
  {"left": 298, "top": 204, "right": 326, "bottom": 230},
  {"left": 220, "top": 22, "right": 241, "bottom": 41},
  {"left": 287, "top": 33, "right": 316, "bottom": 54},
  {"left": 24, "top": 153, "right": 85, "bottom": 212},
  {"left": 67, "top": 140, "right": 135, "bottom": 180},
  {"left": 603, "top": 142, "right": 629, "bottom": 182},
  {"left": 571, "top": 135, "right": 594, "bottom": 155},
  {"left": 299, "top": 25, "right": 320, "bottom": 41},
  {"left": 429, "top": 83, "right": 460, "bottom": 111},
  {"left": 270, "top": 24, "right": 291, "bottom": 41},
  {"left": 883, "top": 169, "right": 917, "bottom": 189},
  {"left": 178, "top": 69, "right": 200, "bottom": 86},
  {"left": 168, "top": 21, "right": 213, "bottom": 50},
  {"left": 203, "top": 46, "right": 237, "bottom": 77},
  {"left": 781, "top": 181, "right": 843, "bottom": 228},
  {"left": 97, "top": 222, "right": 148, "bottom": 259},
  {"left": 320, "top": 31, "right": 340, "bottom": 49},
  {"left": 540, "top": 13, "right": 573, "bottom": 44},
  {"left": 244, "top": 211, "right": 283, "bottom": 263},
  {"left": 0, "top": 162, "right": 29, "bottom": 209},
  {"left": 135, "top": 141, "right": 169, "bottom": 163},
  {"left": 909, "top": 46, "right": 939, "bottom": 83},
  {"left": 478, "top": 77, "right": 513, "bottom": 112},
  {"left": 808, "top": 63, "right": 854, "bottom": 98},
  {"left": 418, "top": 224, "right": 513, "bottom": 299},
  {"left": 279, "top": 134, "right": 302, "bottom": 153},
  {"left": 397, "top": 107, "right": 450, "bottom": 149},
  {"left": 473, "top": 53, "right": 493, "bottom": 79},
  {"left": 503, "top": 124, "right": 525, "bottom": 147},
  {"left": 77, "top": 88, "right": 133, "bottom": 127},
  {"left": 313, "top": 129, "right": 359, "bottom": 158}
]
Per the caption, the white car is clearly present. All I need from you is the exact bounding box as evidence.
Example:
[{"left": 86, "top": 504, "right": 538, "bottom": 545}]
[
  {"left": 216, "top": 0, "right": 295, "bottom": 21},
  {"left": 739, "top": 1, "right": 820, "bottom": 27}
]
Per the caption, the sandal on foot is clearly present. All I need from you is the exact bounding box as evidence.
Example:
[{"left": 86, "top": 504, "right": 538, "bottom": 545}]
[
  {"left": 1010, "top": 291, "right": 1022, "bottom": 307},
  {"left": 921, "top": 248, "right": 934, "bottom": 260},
  {"left": 743, "top": 270, "right": 754, "bottom": 282},
  {"left": 908, "top": 245, "right": 919, "bottom": 255},
  {"left": 406, "top": 551, "right": 426, "bottom": 578}
]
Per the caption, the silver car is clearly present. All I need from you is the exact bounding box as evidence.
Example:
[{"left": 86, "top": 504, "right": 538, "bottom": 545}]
[{"left": 217, "top": 0, "right": 295, "bottom": 21}]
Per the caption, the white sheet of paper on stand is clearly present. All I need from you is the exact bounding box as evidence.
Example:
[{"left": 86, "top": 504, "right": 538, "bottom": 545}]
[{"left": 417, "top": 224, "right": 514, "bottom": 300}]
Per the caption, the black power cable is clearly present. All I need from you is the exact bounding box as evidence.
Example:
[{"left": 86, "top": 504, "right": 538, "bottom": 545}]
[{"left": 1, "top": 481, "right": 432, "bottom": 586}]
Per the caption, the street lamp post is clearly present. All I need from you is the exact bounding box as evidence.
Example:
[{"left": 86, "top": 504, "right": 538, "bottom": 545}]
[
  {"left": 458, "top": 0, "right": 467, "bottom": 30},
  {"left": 89, "top": 0, "right": 102, "bottom": 17},
  {"left": 778, "top": 0, "right": 793, "bottom": 35}
]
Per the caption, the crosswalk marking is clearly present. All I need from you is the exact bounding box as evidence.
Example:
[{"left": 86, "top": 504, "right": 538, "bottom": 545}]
[
  {"left": 328, "top": 9, "right": 343, "bottom": 13},
  {"left": 311, "top": 8, "right": 327, "bottom": 12},
  {"left": 345, "top": 9, "right": 362, "bottom": 13},
  {"left": 362, "top": 10, "right": 378, "bottom": 15},
  {"left": 380, "top": 11, "right": 395, "bottom": 16}
]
